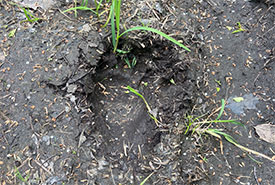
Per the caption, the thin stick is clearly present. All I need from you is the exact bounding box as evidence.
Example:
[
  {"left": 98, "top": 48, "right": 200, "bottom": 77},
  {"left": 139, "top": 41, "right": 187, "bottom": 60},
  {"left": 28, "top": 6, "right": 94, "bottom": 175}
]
[{"left": 34, "top": 160, "right": 53, "bottom": 175}]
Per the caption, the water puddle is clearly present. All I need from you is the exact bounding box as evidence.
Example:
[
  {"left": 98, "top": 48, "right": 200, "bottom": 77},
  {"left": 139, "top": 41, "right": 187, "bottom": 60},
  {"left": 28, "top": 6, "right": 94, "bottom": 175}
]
[{"left": 226, "top": 93, "right": 259, "bottom": 115}]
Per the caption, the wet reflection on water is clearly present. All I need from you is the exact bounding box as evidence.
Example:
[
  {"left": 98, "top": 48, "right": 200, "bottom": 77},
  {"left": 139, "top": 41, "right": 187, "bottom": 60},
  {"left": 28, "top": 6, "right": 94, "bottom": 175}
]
[{"left": 226, "top": 94, "right": 259, "bottom": 114}]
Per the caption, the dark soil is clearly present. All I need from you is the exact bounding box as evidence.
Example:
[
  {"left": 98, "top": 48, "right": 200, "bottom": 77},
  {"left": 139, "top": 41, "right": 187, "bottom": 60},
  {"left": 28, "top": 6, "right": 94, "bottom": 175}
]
[{"left": 0, "top": 0, "right": 274, "bottom": 185}]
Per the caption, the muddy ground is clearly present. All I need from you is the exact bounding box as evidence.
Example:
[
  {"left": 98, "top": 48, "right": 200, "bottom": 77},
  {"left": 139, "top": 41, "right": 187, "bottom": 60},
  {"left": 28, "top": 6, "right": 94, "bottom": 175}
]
[{"left": 0, "top": 0, "right": 274, "bottom": 184}]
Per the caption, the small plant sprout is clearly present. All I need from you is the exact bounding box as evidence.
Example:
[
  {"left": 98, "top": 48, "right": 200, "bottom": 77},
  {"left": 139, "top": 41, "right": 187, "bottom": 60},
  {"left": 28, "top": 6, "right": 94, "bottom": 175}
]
[
  {"left": 215, "top": 79, "right": 221, "bottom": 86},
  {"left": 22, "top": 8, "right": 40, "bottom": 23},
  {"left": 72, "top": 150, "right": 77, "bottom": 155},
  {"left": 170, "top": 78, "right": 176, "bottom": 85},
  {"left": 8, "top": 2, "right": 40, "bottom": 23},
  {"left": 8, "top": 29, "right": 17, "bottom": 38},
  {"left": 215, "top": 80, "right": 221, "bottom": 92},
  {"left": 132, "top": 57, "right": 137, "bottom": 67},
  {"left": 124, "top": 56, "right": 137, "bottom": 68},
  {"left": 216, "top": 99, "right": 225, "bottom": 120},
  {"left": 232, "top": 22, "right": 246, "bottom": 34},
  {"left": 142, "top": 82, "right": 148, "bottom": 87},
  {"left": 202, "top": 156, "right": 208, "bottom": 163},
  {"left": 109, "top": 0, "right": 190, "bottom": 53},
  {"left": 64, "top": 0, "right": 111, "bottom": 19},
  {"left": 63, "top": 0, "right": 96, "bottom": 17},
  {"left": 126, "top": 86, "right": 159, "bottom": 126},
  {"left": 15, "top": 167, "right": 30, "bottom": 182},
  {"left": 124, "top": 58, "right": 131, "bottom": 68}
]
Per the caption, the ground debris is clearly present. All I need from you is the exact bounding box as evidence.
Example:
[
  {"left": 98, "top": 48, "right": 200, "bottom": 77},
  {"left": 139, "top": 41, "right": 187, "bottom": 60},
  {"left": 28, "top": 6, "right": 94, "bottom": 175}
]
[{"left": 255, "top": 124, "right": 275, "bottom": 144}]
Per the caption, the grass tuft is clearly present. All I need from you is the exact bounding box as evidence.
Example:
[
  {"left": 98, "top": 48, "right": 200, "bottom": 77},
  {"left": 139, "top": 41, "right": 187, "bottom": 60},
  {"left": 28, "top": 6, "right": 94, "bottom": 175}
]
[
  {"left": 8, "top": 1, "right": 40, "bottom": 23},
  {"left": 186, "top": 99, "right": 274, "bottom": 162},
  {"left": 118, "top": 26, "right": 191, "bottom": 52},
  {"left": 22, "top": 8, "right": 40, "bottom": 23},
  {"left": 64, "top": 0, "right": 190, "bottom": 53},
  {"left": 109, "top": 0, "right": 190, "bottom": 53},
  {"left": 15, "top": 167, "right": 30, "bottom": 182}
]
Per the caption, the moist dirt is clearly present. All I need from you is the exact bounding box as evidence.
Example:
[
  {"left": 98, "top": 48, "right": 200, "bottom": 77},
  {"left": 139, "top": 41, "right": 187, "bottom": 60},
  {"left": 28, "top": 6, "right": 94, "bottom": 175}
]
[{"left": 0, "top": 0, "right": 274, "bottom": 185}]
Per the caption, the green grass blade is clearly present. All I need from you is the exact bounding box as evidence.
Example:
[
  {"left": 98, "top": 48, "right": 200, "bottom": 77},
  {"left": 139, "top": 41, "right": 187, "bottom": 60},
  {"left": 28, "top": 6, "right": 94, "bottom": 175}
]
[
  {"left": 231, "top": 120, "right": 245, "bottom": 127},
  {"left": 247, "top": 154, "right": 263, "bottom": 165},
  {"left": 15, "top": 167, "right": 30, "bottom": 182},
  {"left": 124, "top": 58, "right": 131, "bottom": 68},
  {"left": 140, "top": 172, "right": 154, "bottom": 185},
  {"left": 127, "top": 86, "right": 151, "bottom": 111},
  {"left": 208, "top": 129, "right": 274, "bottom": 161},
  {"left": 116, "top": 49, "right": 130, "bottom": 54},
  {"left": 15, "top": 167, "right": 25, "bottom": 182},
  {"left": 126, "top": 86, "right": 159, "bottom": 125},
  {"left": 207, "top": 129, "right": 238, "bottom": 143},
  {"left": 113, "top": 0, "right": 121, "bottom": 52},
  {"left": 132, "top": 57, "right": 137, "bottom": 67},
  {"left": 115, "top": 0, "right": 121, "bottom": 34},
  {"left": 110, "top": 1, "right": 116, "bottom": 48},
  {"left": 96, "top": 0, "right": 104, "bottom": 16},
  {"left": 232, "top": 29, "right": 244, "bottom": 34},
  {"left": 28, "top": 11, "right": 40, "bottom": 22},
  {"left": 22, "top": 8, "right": 32, "bottom": 22},
  {"left": 215, "top": 99, "right": 225, "bottom": 120},
  {"left": 63, "top": 6, "right": 96, "bottom": 14},
  {"left": 193, "top": 119, "right": 244, "bottom": 127},
  {"left": 184, "top": 119, "right": 192, "bottom": 135},
  {"left": 119, "top": 26, "right": 191, "bottom": 52},
  {"left": 212, "top": 119, "right": 244, "bottom": 127},
  {"left": 226, "top": 120, "right": 244, "bottom": 127},
  {"left": 84, "top": 0, "right": 89, "bottom": 7},
  {"left": 214, "top": 99, "right": 245, "bottom": 128},
  {"left": 232, "top": 22, "right": 246, "bottom": 34},
  {"left": 205, "top": 129, "right": 222, "bottom": 139},
  {"left": 22, "top": 8, "right": 40, "bottom": 23},
  {"left": 102, "top": 1, "right": 113, "bottom": 28},
  {"left": 9, "top": 2, "right": 39, "bottom": 23}
]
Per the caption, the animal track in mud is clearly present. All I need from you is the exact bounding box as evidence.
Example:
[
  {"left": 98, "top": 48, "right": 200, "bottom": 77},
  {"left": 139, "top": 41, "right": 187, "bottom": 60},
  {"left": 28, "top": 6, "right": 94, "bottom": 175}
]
[{"left": 85, "top": 40, "right": 195, "bottom": 160}]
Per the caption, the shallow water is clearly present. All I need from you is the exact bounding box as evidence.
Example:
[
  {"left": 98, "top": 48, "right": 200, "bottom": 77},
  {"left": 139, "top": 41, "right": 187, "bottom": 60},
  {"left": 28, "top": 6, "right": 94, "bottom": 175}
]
[{"left": 226, "top": 94, "right": 259, "bottom": 114}]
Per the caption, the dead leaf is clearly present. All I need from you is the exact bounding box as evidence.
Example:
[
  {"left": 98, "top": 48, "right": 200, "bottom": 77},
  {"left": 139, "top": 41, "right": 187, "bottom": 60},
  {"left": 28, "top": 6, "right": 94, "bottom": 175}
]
[
  {"left": 78, "top": 129, "right": 87, "bottom": 148},
  {"left": 226, "top": 26, "right": 233, "bottom": 31},
  {"left": 255, "top": 124, "right": 275, "bottom": 144}
]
